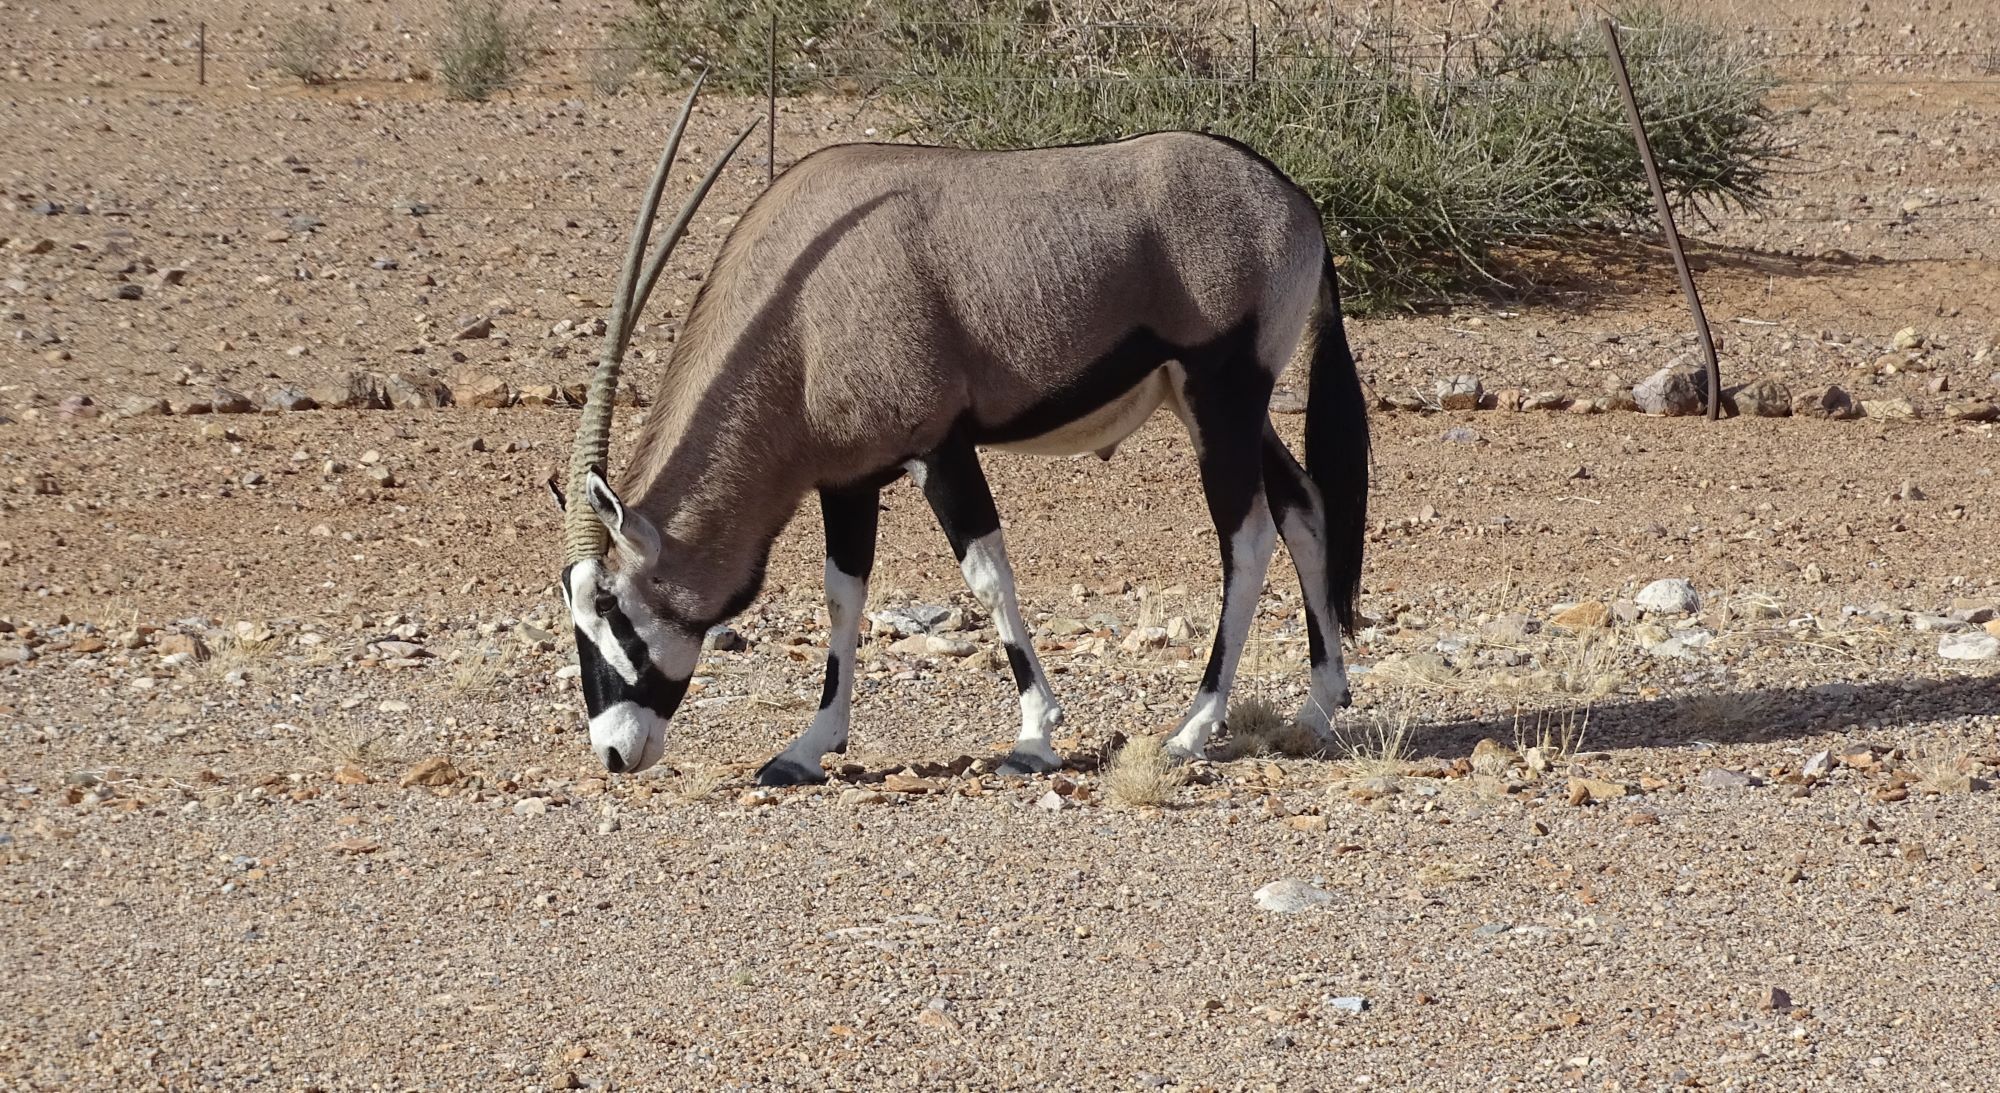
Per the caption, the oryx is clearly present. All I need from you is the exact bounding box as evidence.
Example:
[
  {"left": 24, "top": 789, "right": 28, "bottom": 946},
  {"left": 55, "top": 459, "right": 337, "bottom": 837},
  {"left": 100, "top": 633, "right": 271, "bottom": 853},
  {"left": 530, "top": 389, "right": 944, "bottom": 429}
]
[{"left": 556, "top": 82, "right": 1369, "bottom": 782}]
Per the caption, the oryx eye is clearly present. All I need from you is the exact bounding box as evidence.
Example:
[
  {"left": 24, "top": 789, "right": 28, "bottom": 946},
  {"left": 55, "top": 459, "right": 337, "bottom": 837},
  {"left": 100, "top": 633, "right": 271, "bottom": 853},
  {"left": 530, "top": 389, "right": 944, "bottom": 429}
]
[{"left": 592, "top": 592, "right": 618, "bottom": 616}]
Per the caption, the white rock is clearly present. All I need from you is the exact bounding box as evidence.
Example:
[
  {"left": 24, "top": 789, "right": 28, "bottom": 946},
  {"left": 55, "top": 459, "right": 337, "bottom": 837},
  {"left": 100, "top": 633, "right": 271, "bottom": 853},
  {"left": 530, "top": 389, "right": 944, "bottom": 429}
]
[
  {"left": 1938, "top": 632, "right": 2000, "bottom": 661},
  {"left": 512, "top": 796, "right": 548, "bottom": 818},
  {"left": 1634, "top": 578, "right": 1700, "bottom": 615},
  {"left": 1253, "top": 878, "right": 1334, "bottom": 913}
]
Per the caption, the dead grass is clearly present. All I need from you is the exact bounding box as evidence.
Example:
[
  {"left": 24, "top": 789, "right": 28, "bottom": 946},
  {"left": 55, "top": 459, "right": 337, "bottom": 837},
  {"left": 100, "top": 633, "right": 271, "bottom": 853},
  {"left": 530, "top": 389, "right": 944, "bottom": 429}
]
[
  {"left": 306, "top": 722, "right": 388, "bottom": 768},
  {"left": 1217, "top": 696, "right": 1329, "bottom": 760},
  {"left": 674, "top": 764, "right": 728, "bottom": 803},
  {"left": 449, "top": 647, "right": 511, "bottom": 697},
  {"left": 1909, "top": 744, "right": 1976, "bottom": 796},
  {"left": 1336, "top": 706, "right": 1415, "bottom": 781},
  {"left": 1104, "top": 734, "right": 1184, "bottom": 809},
  {"left": 1511, "top": 705, "right": 1591, "bottom": 778}
]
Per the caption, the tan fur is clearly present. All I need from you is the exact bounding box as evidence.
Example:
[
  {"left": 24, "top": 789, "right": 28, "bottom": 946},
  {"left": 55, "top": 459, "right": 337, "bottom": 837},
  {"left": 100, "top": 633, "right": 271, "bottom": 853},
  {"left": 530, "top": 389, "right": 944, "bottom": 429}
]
[{"left": 614, "top": 133, "right": 1325, "bottom": 621}]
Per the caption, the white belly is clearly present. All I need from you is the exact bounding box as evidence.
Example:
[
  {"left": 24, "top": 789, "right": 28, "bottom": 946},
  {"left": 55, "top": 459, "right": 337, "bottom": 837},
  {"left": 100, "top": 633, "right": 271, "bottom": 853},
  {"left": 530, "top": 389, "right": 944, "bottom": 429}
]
[{"left": 990, "top": 371, "right": 1171, "bottom": 458}]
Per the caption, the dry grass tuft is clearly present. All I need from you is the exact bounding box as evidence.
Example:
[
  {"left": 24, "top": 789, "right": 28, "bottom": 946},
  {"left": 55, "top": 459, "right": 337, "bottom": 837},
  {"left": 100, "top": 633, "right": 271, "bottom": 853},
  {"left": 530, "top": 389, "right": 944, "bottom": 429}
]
[
  {"left": 1511, "top": 705, "right": 1591, "bottom": 777},
  {"left": 1217, "top": 697, "right": 1330, "bottom": 760},
  {"left": 1337, "top": 707, "right": 1415, "bottom": 781},
  {"left": 307, "top": 722, "right": 387, "bottom": 768},
  {"left": 275, "top": 13, "right": 341, "bottom": 85},
  {"left": 1104, "top": 734, "right": 1185, "bottom": 809},
  {"left": 449, "top": 647, "right": 511, "bottom": 697},
  {"left": 674, "top": 764, "right": 728, "bottom": 803},
  {"left": 1682, "top": 689, "right": 1773, "bottom": 736},
  {"left": 1910, "top": 750, "right": 1975, "bottom": 796}
]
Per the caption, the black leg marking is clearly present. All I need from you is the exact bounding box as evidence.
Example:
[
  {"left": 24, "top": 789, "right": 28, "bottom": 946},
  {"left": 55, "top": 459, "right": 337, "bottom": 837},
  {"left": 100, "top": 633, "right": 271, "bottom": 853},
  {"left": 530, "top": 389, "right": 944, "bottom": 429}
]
[
  {"left": 821, "top": 485, "right": 880, "bottom": 581},
  {"left": 918, "top": 431, "right": 1065, "bottom": 774},
  {"left": 818, "top": 652, "right": 842, "bottom": 709},
  {"left": 917, "top": 430, "right": 1001, "bottom": 561},
  {"left": 1262, "top": 430, "right": 1331, "bottom": 672},
  {"left": 1179, "top": 318, "right": 1276, "bottom": 704},
  {"left": 1003, "top": 643, "right": 1035, "bottom": 695}
]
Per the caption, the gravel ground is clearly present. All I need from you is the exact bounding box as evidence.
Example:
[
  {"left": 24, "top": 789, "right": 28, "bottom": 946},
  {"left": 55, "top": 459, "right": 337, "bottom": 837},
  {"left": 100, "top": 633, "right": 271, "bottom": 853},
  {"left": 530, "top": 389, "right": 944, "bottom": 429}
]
[{"left": 4, "top": 2, "right": 2000, "bottom": 1090}]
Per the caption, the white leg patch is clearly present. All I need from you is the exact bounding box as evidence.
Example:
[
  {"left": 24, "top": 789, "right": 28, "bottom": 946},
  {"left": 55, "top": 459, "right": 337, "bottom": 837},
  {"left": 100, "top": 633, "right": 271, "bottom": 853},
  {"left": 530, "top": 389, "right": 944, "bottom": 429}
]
[
  {"left": 1166, "top": 500, "right": 1279, "bottom": 760},
  {"left": 773, "top": 561, "right": 867, "bottom": 770},
  {"left": 961, "top": 530, "right": 1064, "bottom": 753}
]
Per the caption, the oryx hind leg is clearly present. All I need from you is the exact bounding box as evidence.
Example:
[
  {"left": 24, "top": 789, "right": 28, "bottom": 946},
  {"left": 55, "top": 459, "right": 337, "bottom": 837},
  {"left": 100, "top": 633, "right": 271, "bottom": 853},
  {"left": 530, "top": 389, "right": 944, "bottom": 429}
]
[
  {"left": 913, "top": 436, "right": 1066, "bottom": 777},
  {"left": 756, "top": 485, "right": 878, "bottom": 787},
  {"left": 1261, "top": 423, "right": 1352, "bottom": 744},
  {"left": 1162, "top": 327, "right": 1282, "bottom": 762}
]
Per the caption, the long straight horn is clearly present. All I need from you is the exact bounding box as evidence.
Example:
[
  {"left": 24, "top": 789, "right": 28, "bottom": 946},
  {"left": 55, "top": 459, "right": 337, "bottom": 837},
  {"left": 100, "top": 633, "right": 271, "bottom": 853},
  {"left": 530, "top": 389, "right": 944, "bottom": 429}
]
[{"left": 562, "top": 79, "right": 760, "bottom": 565}]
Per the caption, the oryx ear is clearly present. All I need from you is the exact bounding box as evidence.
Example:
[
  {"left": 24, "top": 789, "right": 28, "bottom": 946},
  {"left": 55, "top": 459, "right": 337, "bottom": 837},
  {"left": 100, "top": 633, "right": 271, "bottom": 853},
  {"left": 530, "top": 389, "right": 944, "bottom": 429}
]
[{"left": 584, "top": 468, "right": 661, "bottom": 567}]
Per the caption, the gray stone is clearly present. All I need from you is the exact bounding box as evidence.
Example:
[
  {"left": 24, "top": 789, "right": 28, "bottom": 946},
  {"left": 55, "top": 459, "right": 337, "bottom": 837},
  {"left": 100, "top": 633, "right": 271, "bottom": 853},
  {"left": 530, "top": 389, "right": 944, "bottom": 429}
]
[
  {"left": 1698, "top": 768, "right": 1757, "bottom": 790},
  {"left": 385, "top": 372, "right": 451, "bottom": 410},
  {"left": 1633, "top": 365, "right": 1706, "bottom": 416},
  {"left": 116, "top": 395, "right": 170, "bottom": 418},
  {"left": 453, "top": 316, "right": 493, "bottom": 341},
  {"left": 1436, "top": 375, "right": 1482, "bottom": 411},
  {"left": 1946, "top": 399, "right": 1998, "bottom": 423},
  {"left": 262, "top": 386, "right": 318, "bottom": 412},
  {"left": 1729, "top": 377, "right": 1793, "bottom": 417},
  {"left": 1938, "top": 633, "right": 2000, "bottom": 661},
  {"left": 1253, "top": 878, "right": 1334, "bottom": 913},
  {"left": 1794, "top": 385, "right": 1858, "bottom": 420},
  {"left": 1635, "top": 578, "right": 1700, "bottom": 615}
]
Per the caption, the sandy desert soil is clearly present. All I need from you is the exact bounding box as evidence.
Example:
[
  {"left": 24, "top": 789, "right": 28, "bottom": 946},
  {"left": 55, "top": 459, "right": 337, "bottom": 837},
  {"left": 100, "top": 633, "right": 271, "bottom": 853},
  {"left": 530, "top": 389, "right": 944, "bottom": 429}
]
[{"left": 4, "top": 2, "right": 2000, "bottom": 1090}]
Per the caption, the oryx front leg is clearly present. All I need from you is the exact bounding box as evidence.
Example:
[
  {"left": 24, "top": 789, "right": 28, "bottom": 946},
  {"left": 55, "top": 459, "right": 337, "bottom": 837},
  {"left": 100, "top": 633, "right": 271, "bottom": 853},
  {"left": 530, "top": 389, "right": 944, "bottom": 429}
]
[
  {"left": 915, "top": 439, "right": 1065, "bottom": 777},
  {"left": 756, "top": 486, "right": 877, "bottom": 787}
]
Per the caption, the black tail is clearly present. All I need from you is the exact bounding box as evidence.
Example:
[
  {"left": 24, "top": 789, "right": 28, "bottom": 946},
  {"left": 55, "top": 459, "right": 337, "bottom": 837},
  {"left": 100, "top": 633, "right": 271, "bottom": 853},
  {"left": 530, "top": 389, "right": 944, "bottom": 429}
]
[{"left": 1303, "top": 252, "right": 1370, "bottom": 632}]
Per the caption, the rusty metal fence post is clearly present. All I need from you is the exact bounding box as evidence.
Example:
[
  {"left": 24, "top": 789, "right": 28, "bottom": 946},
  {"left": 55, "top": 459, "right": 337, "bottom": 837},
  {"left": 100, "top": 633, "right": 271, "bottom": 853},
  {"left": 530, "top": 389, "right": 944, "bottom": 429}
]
[
  {"left": 765, "top": 15, "right": 778, "bottom": 185},
  {"left": 1601, "top": 17, "right": 1722, "bottom": 421}
]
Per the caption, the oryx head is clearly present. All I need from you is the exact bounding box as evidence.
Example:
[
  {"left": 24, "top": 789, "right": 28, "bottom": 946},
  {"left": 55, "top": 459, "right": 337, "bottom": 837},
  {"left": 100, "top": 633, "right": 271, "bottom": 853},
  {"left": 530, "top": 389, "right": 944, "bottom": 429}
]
[{"left": 557, "top": 78, "right": 758, "bottom": 774}]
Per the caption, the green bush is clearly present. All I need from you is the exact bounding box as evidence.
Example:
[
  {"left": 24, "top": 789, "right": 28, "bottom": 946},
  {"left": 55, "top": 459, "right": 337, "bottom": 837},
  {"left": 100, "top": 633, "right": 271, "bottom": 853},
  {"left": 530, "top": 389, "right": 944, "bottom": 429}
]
[
  {"left": 628, "top": 1, "right": 1784, "bottom": 307},
  {"left": 438, "top": 0, "right": 532, "bottom": 102}
]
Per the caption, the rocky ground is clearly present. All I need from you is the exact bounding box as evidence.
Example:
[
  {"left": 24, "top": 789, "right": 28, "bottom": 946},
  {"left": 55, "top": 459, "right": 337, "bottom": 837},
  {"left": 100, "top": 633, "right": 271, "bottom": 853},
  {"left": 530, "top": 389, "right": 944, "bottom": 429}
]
[{"left": 5, "top": 2, "right": 2000, "bottom": 1091}]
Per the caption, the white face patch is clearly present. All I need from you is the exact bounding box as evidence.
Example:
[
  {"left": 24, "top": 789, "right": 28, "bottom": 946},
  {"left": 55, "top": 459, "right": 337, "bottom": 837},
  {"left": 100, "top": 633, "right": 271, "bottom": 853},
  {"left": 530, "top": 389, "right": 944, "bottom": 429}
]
[
  {"left": 563, "top": 557, "right": 700, "bottom": 773},
  {"left": 590, "top": 702, "right": 669, "bottom": 773}
]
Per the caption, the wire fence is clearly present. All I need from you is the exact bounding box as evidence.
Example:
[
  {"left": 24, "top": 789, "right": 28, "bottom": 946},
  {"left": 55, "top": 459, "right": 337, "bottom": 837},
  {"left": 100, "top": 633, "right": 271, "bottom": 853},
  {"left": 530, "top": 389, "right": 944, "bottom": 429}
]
[{"left": 4, "top": 20, "right": 1999, "bottom": 234}]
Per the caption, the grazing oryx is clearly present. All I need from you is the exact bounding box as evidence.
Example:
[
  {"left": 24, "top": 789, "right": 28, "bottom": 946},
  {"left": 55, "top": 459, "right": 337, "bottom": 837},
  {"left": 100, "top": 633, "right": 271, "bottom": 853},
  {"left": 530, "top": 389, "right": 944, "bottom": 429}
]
[{"left": 556, "top": 81, "right": 1369, "bottom": 783}]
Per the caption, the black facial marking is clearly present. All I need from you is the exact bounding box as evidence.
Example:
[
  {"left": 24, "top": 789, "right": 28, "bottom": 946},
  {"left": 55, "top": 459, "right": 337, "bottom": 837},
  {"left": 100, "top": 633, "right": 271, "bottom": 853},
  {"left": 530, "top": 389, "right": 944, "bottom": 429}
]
[
  {"left": 1003, "top": 642, "right": 1035, "bottom": 695},
  {"left": 818, "top": 652, "right": 842, "bottom": 709},
  {"left": 573, "top": 599, "right": 689, "bottom": 724}
]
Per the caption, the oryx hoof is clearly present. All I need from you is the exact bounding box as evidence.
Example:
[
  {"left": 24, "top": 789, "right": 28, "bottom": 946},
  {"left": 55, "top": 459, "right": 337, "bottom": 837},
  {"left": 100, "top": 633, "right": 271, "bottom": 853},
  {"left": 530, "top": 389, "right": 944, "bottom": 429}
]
[
  {"left": 996, "top": 748, "right": 1063, "bottom": 778},
  {"left": 755, "top": 756, "right": 827, "bottom": 787}
]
